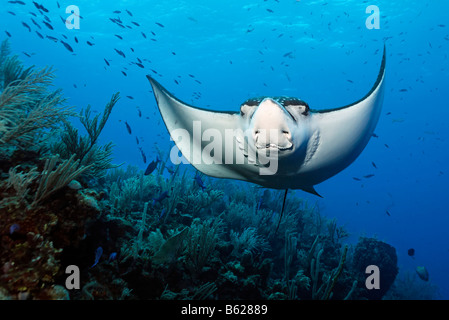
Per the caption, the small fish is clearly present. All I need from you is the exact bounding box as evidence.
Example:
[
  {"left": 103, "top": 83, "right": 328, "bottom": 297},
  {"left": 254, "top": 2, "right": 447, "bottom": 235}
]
[
  {"left": 60, "top": 40, "right": 73, "bottom": 52},
  {"left": 46, "top": 35, "right": 58, "bottom": 42},
  {"left": 399, "top": 88, "right": 408, "bottom": 92},
  {"left": 352, "top": 177, "right": 361, "bottom": 181},
  {"left": 165, "top": 165, "right": 175, "bottom": 175},
  {"left": 267, "top": 9, "right": 274, "bottom": 13},
  {"left": 90, "top": 246, "right": 103, "bottom": 268},
  {"left": 22, "top": 22, "right": 31, "bottom": 32},
  {"left": 108, "top": 252, "right": 117, "bottom": 262},
  {"left": 152, "top": 190, "right": 169, "bottom": 205},
  {"left": 193, "top": 172, "right": 206, "bottom": 191},
  {"left": 126, "top": 95, "right": 134, "bottom": 100},
  {"left": 114, "top": 34, "right": 123, "bottom": 40},
  {"left": 416, "top": 266, "right": 429, "bottom": 281},
  {"left": 140, "top": 148, "right": 147, "bottom": 164},
  {"left": 347, "top": 79, "right": 354, "bottom": 83},
  {"left": 86, "top": 41, "right": 95, "bottom": 46},
  {"left": 114, "top": 48, "right": 126, "bottom": 58},
  {"left": 145, "top": 156, "right": 161, "bottom": 175},
  {"left": 158, "top": 208, "right": 166, "bottom": 221},
  {"left": 407, "top": 248, "right": 415, "bottom": 257},
  {"left": 5, "top": 31, "right": 11, "bottom": 37},
  {"left": 121, "top": 71, "right": 127, "bottom": 76},
  {"left": 155, "top": 22, "right": 165, "bottom": 28},
  {"left": 42, "top": 21, "right": 54, "bottom": 30},
  {"left": 9, "top": 223, "right": 20, "bottom": 235},
  {"left": 35, "top": 31, "right": 44, "bottom": 38},
  {"left": 135, "top": 62, "right": 144, "bottom": 69},
  {"left": 135, "top": 136, "right": 139, "bottom": 145},
  {"left": 113, "top": 10, "right": 121, "bottom": 14},
  {"left": 125, "top": 121, "right": 132, "bottom": 134},
  {"left": 104, "top": 58, "right": 110, "bottom": 66},
  {"left": 132, "top": 21, "right": 140, "bottom": 27},
  {"left": 363, "top": 174, "right": 375, "bottom": 178},
  {"left": 371, "top": 162, "right": 377, "bottom": 169},
  {"left": 125, "top": 9, "right": 133, "bottom": 16},
  {"left": 141, "top": 32, "right": 147, "bottom": 39},
  {"left": 385, "top": 210, "right": 391, "bottom": 216},
  {"left": 33, "top": 1, "right": 49, "bottom": 13}
]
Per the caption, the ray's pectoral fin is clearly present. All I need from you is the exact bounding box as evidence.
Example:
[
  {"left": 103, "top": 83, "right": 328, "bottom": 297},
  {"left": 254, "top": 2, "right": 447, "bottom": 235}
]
[
  {"left": 147, "top": 75, "right": 249, "bottom": 181},
  {"left": 305, "top": 46, "right": 386, "bottom": 185}
]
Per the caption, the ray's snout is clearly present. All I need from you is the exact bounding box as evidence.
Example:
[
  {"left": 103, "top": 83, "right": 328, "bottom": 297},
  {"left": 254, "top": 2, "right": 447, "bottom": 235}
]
[{"left": 252, "top": 99, "right": 293, "bottom": 150}]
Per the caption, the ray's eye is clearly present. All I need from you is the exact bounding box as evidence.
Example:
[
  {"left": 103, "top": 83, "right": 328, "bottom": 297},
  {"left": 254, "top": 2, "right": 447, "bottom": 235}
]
[
  {"left": 240, "top": 98, "right": 263, "bottom": 117},
  {"left": 282, "top": 98, "right": 310, "bottom": 120}
]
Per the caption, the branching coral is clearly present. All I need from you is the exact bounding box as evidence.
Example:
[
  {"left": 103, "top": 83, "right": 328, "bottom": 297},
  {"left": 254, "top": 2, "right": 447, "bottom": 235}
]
[
  {"left": 30, "top": 154, "right": 92, "bottom": 208},
  {"left": 0, "top": 66, "right": 72, "bottom": 148},
  {"left": 6, "top": 166, "right": 39, "bottom": 205},
  {"left": 230, "top": 227, "right": 271, "bottom": 256},
  {"left": 185, "top": 217, "right": 224, "bottom": 277},
  {"left": 51, "top": 93, "right": 120, "bottom": 179}
]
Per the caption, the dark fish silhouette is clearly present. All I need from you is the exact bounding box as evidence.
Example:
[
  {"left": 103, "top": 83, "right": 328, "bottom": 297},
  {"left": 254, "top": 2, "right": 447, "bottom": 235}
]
[
  {"left": 145, "top": 157, "right": 161, "bottom": 176},
  {"left": 22, "top": 22, "right": 31, "bottom": 32},
  {"left": 5, "top": 31, "right": 11, "bottom": 37},
  {"left": 42, "top": 21, "right": 54, "bottom": 30},
  {"left": 104, "top": 58, "right": 110, "bottom": 66},
  {"left": 125, "top": 121, "right": 132, "bottom": 134},
  {"left": 60, "top": 40, "right": 73, "bottom": 52},
  {"left": 155, "top": 22, "right": 164, "bottom": 28},
  {"left": 114, "top": 48, "right": 126, "bottom": 58},
  {"left": 86, "top": 41, "right": 95, "bottom": 46},
  {"left": 363, "top": 174, "right": 375, "bottom": 178},
  {"left": 407, "top": 248, "right": 415, "bottom": 257},
  {"left": 46, "top": 35, "right": 58, "bottom": 42},
  {"left": 33, "top": 1, "right": 49, "bottom": 13}
]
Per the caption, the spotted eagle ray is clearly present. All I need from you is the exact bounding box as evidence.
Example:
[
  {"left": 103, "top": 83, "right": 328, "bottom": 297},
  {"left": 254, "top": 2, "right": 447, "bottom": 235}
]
[{"left": 147, "top": 47, "right": 386, "bottom": 228}]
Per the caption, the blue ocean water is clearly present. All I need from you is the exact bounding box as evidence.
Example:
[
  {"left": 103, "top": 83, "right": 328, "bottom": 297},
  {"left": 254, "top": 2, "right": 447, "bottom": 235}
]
[{"left": 2, "top": 0, "right": 448, "bottom": 299}]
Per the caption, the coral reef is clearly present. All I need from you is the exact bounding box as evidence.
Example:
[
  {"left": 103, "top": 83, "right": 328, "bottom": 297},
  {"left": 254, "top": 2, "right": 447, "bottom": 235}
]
[
  {"left": 0, "top": 40, "right": 420, "bottom": 300},
  {"left": 351, "top": 237, "right": 398, "bottom": 300}
]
